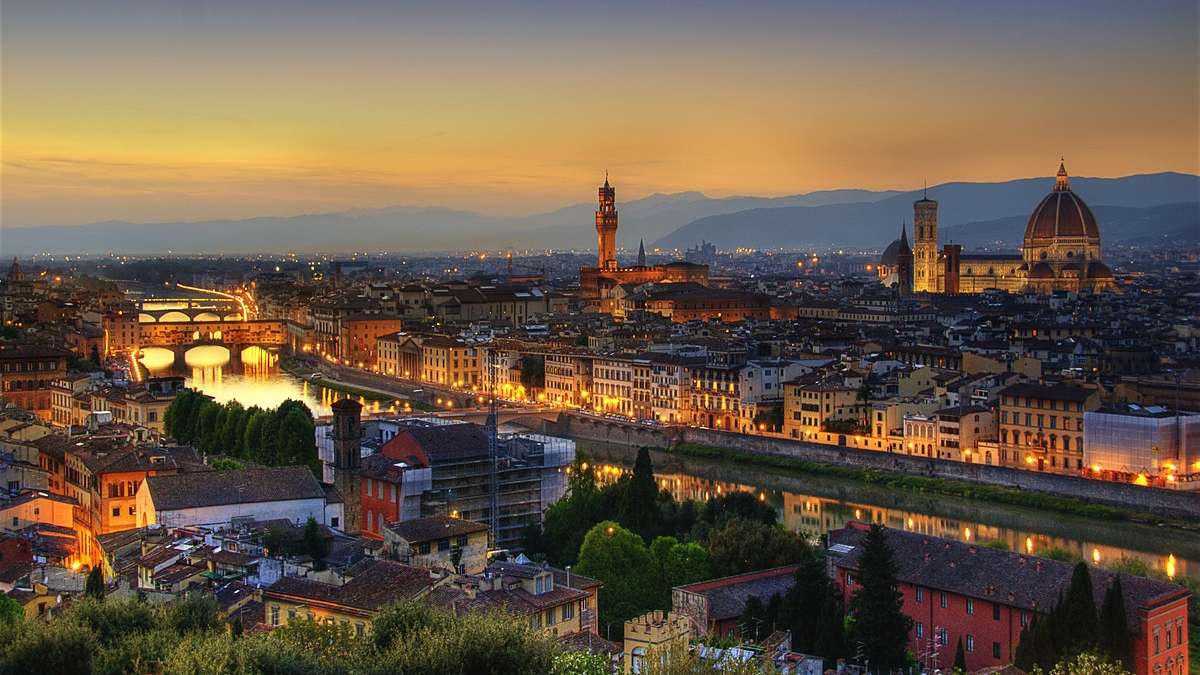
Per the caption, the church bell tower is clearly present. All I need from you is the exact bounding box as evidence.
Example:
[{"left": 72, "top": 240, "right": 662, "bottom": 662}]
[
  {"left": 330, "top": 397, "right": 363, "bottom": 534},
  {"left": 596, "top": 175, "right": 619, "bottom": 270},
  {"left": 912, "top": 188, "right": 940, "bottom": 293}
]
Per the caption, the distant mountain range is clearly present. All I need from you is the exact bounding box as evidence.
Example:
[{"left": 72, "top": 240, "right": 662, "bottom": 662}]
[
  {"left": 652, "top": 172, "right": 1200, "bottom": 250},
  {"left": 940, "top": 202, "right": 1200, "bottom": 249},
  {"left": 1, "top": 172, "right": 1196, "bottom": 255},
  {"left": 0, "top": 188, "right": 898, "bottom": 255}
]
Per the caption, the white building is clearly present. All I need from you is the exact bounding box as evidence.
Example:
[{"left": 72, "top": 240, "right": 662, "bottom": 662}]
[
  {"left": 136, "top": 466, "right": 344, "bottom": 530},
  {"left": 1084, "top": 404, "right": 1200, "bottom": 488}
]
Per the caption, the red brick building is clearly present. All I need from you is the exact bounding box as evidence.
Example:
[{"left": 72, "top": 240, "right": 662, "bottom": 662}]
[
  {"left": 357, "top": 432, "right": 430, "bottom": 540},
  {"left": 828, "top": 524, "right": 1189, "bottom": 675}
]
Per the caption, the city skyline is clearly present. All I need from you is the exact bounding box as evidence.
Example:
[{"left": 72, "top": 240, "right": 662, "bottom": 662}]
[{"left": 3, "top": 1, "right": 1198, "bottom": 229}]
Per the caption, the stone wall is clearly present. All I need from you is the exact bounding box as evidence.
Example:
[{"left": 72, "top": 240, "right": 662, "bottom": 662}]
[{"left": 546, "top": 413, "right": 1200, "bottom": 520}]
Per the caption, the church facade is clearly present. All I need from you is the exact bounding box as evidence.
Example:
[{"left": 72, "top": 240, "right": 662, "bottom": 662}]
[
  {"left": 878, "top": 163, "right": 1115, "bottom": 295},
  {"left": 579, "top": 177, "right": 708, "bottom": 300}
]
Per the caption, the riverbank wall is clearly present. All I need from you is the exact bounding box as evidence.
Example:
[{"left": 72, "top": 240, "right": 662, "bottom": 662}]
[{"left": 542, "top": 413, "right": 1200, "bottom": 520}]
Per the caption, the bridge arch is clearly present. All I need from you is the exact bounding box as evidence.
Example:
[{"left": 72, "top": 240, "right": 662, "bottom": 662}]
[
  {"left": 138, "top": 313, "right": 158, "bottom": 323},
  {"left": 193, "top": 311, "right": 222, "bottom": 322},
  {"left": 159, "top": 310, "right": 192, "bottom": 322}
]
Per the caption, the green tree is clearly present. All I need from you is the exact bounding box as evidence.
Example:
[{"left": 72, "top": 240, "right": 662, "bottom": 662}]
[
  {"left": 704, "top": 517, "right": 809, "bottom": 577},
  {"left": 780, "top": 553, "right": 846, "bottom": 660},
  {"left": 1098, "top": 575, "right": 1132, "bottom": 670},
  {"left": 233, "top": 405, "right": 260, "bottom": 457},
  {"left": 372, "top": 600, "right": 454, "bottom": 650},
  {"left": 575, "top": 521, "right": 656, "bottom": 638},
  {"left": 619, "top": 447, "right": 660, "bottom": 540},
  {"left": 1034, "top": 650, "right": 1132, "bottom": 675},
  {"left": 276, "top": 405, "right": 319, "bottom": 475},
  {"left": 242, "top": 409, "right": 268, "bottom": 461},
  {"left": 256, "top": 411, "right": 280, "bottom": 465},
  {"left": 649, "top": 536, "right": 710, "bottom": 609},
  {"left": 304, "top": 517, "right": 330, "bottom": 571},
  {"left": 164, "top": 389, "right": 201, "bottom": 440},
  {"left": 0, "top": 594, "right": 21, "bottom": 625},
  {"left": 660, "top": 541, "right": 710, "bottom": 589},
  {"left": 85, "top": 567, "right": 105, "bottom": 601},
  {"left": 69, "top": 597, "right": 156, "bottom": 646},
  {"left": 218, "top": 401, "right": 245, "bottom": 457},
  {"left": 700, "top": 491, "right": 777, "bottom": 527},
  {"left": 0, "top": 618, "right": 97, "bottom": 675},
  {"left": 847, "top": 524, "right": 913, "bottom": 673},
  {"left": 165, "top": 593, "right": 221, "bottom": 634},
  {"left": 193, "top": 400, "right": 221, "bottom": 452},
  {"left": 540, "top": 462, "right": 605, "bottom": 566},
  {"left": 954, "top": 636, "right": 967, "bottom": 673},
  {"left": 551, "top": 650, "right": 610, "bottom": 675},
  {"left": 1061, "top": 562, "right": 1099, "bottom": 655}
]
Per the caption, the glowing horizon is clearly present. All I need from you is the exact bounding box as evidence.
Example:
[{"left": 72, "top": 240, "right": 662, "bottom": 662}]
[{"left": 2, "top": 1, "right": 1197, "bottom": 228}]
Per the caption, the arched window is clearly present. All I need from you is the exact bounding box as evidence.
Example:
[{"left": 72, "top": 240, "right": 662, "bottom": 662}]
[{"left": 632, "top": 647, "right": 647, "bottom": 674}]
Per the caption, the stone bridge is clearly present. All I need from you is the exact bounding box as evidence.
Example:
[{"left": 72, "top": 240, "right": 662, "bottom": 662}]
[
  {"left": 137, "top": 319, "right": 288, "bottom": 350},
  {"left": 138, "top": 306, "right": 244, "bottom": 323}
]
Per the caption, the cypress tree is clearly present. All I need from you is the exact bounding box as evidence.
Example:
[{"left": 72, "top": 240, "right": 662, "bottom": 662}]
[
  {"left": 1061, "top": 562, "right": 1099, "bottom": 654},
  {"left": 1014, "top": 615, "right": 1035, "bottom": 671},
  {"left": 620, "top": 447, "right": 659, "bottom": 540},
  {"left": 1099, "top": 575, "right": 1132, "bottom": 670},
  {"left": 785, "top": 553, "right": 844, "bottom": 655},
  {"left": 848, "top": 524, "right": 913, "bottom": 672},
  {"left": 815, "top": 581, "right": 848, "bottom": 661},
  {"left": 84, "top": 567, "right": 105, "bottom": 601},
  {"left": 953, "top": 636, "right": 967, "bottom": 673}
]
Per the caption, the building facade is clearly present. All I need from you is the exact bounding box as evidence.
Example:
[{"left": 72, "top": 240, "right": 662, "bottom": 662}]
[
  {"left": 878, "top": 163, "right": 1115, "bottom": 295},
  {"left": 579, "top": 177, "right": 709, "bottom": 302}
]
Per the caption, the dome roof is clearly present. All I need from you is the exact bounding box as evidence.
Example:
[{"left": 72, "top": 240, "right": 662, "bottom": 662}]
[
  {"left": 1023, "top": 163, "right": 1100, "bottom": 243},
  {"left": 880, "top": 239, "right": 901, "bottom": 266},
  {"left": 880, "top": 224, "right": 911, "bottom": 266},
  {"left": 1029, "top": 262, "right": 1055, "bottom": 279},
  {"left": 1086, "top": 261, "right": 1113, "bottom": 278}
]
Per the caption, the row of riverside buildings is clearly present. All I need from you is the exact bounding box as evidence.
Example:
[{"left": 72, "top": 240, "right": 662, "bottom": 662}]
[{"left": 306, "top": 330, "right": 1199, "bottom": 488}]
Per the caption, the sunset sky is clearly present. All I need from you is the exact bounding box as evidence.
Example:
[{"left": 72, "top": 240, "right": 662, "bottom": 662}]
[{"left": 2, "top": 0, "right": 1198, "bottom": 228}]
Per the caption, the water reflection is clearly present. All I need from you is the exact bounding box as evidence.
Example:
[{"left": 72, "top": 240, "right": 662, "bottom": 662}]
[
  {"left": 139, "top": 344, "right": 403, "bottom": 417},
  {"left": 592, "top": 460, "right": 1194, "bottom": 580}
]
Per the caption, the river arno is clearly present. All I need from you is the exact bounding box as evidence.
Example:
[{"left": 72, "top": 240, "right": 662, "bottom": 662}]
[
  {"left": 138, "top": 344, "right": 404, "bottom": 417},
  {"left": 580, "top": 443, "right": 1199, "bottom": 581}
]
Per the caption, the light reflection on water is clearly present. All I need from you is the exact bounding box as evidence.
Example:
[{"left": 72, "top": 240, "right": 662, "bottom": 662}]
[
  {"left": 592, "top": 461, "right": 1195, "bottom": 581},
  {"left": 139, "top": 345, "right": 400, "bottom": 417}
]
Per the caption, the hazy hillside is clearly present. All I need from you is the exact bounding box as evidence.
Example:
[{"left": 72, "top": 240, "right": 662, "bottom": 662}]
[
  {"left": 939, "top": 202, "right": 1200, "bottom": 249},
  {"left": 517, "top": 188, "right": 902, "bottom": 250},
  {"left": 653, "top": 172, "right": 1200, "bottom": 250},
  {"left": 3, "top": 173, "right": 1195, "bottom": 255},
  {"left": 0, "top": 188, "right": 898, "bottom": 255}
]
